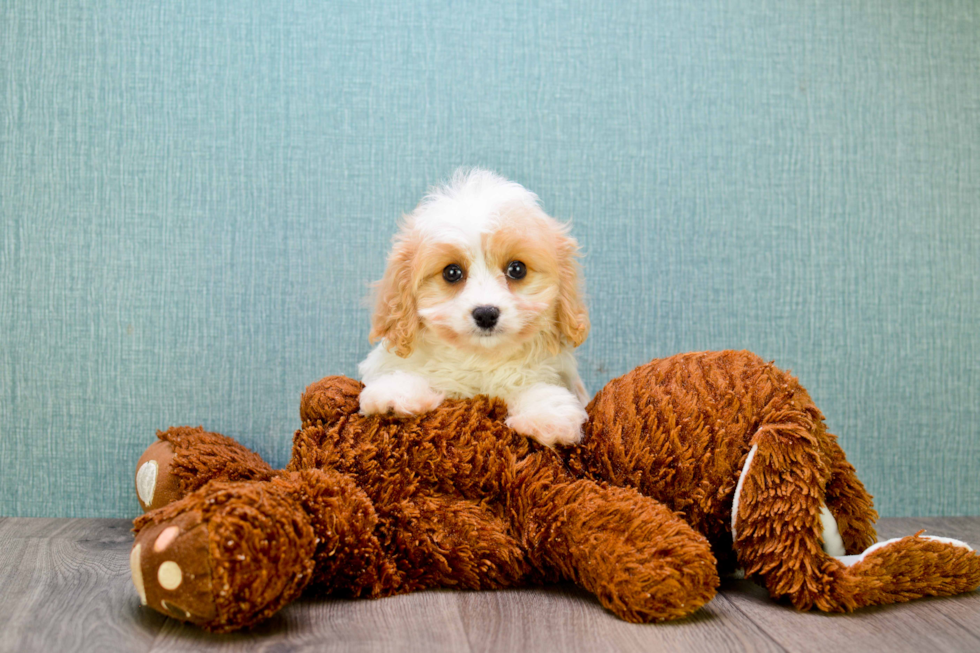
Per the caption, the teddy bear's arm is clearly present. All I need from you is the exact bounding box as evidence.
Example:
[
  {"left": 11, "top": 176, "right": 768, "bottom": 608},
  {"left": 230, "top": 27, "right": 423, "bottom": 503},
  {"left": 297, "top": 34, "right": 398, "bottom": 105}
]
[
  {"left": 376, "top": 495, "right": 532, "bottom": 593},
  {"left": 506, "top": 452, "right": 719, "bottom": 622}
]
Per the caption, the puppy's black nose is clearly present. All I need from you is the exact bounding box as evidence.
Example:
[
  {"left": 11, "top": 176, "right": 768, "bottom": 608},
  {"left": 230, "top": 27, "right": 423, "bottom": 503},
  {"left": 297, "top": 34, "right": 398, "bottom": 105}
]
[{"left": 472, "top": 305, "right": 500, "bottom": 330}]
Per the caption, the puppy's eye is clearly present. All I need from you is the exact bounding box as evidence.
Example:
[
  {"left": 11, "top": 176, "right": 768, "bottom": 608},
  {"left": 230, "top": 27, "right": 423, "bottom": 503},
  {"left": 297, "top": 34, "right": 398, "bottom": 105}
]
[
  {"left": 442, "top": 264, "right": 464, "bottom": 283},
  {"left": 505, "top": 260, "right": 527, "bottom": 280}
]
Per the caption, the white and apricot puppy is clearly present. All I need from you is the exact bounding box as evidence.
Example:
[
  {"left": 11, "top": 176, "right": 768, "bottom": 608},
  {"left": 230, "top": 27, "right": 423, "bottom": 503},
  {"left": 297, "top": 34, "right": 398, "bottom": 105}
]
[{"left": 358, "top": 168, "right": 590, "bottom": 447}]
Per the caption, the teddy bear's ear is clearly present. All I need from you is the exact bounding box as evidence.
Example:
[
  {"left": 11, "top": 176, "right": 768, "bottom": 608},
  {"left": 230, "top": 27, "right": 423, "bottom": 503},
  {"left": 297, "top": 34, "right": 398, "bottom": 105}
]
[
  {"left": 554, "top": 228, "right": 589, "bottom": 348},
  {"left": 369, "top": 230, "right": 421, "bottom": 358}
]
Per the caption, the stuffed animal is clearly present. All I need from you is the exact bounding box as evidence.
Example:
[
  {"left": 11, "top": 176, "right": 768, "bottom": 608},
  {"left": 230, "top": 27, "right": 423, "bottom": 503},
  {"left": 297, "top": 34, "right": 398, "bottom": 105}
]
[{"left": 130, "top": 350, "right": 980, "bottom": 632}]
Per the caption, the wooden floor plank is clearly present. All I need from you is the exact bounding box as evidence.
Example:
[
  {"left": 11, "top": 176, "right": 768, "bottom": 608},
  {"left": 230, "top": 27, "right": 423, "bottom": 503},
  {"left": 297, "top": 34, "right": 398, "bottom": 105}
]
[
  {"left": 722, "top": 579, "right": 980, "bottom": 653},
  {"left": 0, "top": 518, "right": 163, "bottom": 653},
  {"left": 875, "top": 516, "right": 980, "bottom": 544},
  {"left": 148, "top": 591, "right": 473, "bottom": 653},
  {"left": 0, "top": 529, "right": 32, "bottom": 633},
  {"left": 457, "top": 584, "right": 786, "bottom": 653},
  {"left": 0, "top": 517, "right": 977, "bottom": 653}
]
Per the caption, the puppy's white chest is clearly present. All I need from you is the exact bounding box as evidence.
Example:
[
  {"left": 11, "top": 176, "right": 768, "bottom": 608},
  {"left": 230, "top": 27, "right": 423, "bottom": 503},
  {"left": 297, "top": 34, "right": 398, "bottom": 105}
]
[{"left": 420, "top": 356, "right": 561, "bottom": 400}]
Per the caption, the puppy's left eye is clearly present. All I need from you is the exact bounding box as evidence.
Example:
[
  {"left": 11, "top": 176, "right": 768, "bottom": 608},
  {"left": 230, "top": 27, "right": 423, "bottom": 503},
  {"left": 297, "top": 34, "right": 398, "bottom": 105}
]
[{"left": 505, "top": 261, "right": 527, "bottom": 280}]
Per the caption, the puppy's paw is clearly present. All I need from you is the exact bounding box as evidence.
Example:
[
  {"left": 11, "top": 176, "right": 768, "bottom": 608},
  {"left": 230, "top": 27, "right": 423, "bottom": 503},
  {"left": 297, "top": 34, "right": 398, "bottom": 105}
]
[
  {"left": 358, "top": 372, "right": 445, "bottom": 417},
  {"left": 505, "top": 383, "right": 588, "bottom": 447}
]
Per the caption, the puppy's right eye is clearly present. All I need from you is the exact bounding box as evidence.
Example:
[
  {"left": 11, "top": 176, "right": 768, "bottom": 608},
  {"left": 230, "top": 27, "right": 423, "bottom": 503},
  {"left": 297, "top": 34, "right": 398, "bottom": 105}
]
[{"left": 442, "top": 264, "right": 464, "bottom": 283}]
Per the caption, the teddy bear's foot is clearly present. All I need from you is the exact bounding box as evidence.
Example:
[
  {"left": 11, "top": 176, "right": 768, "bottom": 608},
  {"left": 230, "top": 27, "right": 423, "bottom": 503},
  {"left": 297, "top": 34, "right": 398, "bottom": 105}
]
[
  {"left": 135, "top": 427, "right": 275, "bottom": 512},
  {"left": 822, "top": 533, "right": 980, "bottom": 611},
  {"left": 131, "top": 510, "right": 218, "bottom": 624},
  {"left": 132, "top": 478, "right": 318, "bottom": 632}
]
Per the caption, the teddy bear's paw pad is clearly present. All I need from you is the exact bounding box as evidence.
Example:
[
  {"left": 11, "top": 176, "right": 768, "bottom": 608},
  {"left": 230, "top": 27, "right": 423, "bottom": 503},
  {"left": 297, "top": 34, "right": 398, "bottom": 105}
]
[
  {"left": 131, "top": 511, "right": 217, "bottom": 625},
  {"left": 135, "top": 440, "right": 183, "bottom": 512}
]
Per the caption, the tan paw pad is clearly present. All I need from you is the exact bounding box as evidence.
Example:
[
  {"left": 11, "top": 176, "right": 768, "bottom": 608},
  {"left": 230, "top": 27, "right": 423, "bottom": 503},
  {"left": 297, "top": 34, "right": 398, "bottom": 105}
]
[
  {"left": 134, "top": 440, "right": 180, "bottom": 511},
  {"left": 130, "top": 544, "right": 147, "bottom": 605},
  {"left": 154, "top": 526, "right": 180, "bottom": 552},
  {"left": 136, "top": 462, "right": 158, "bottom": 507},
  {"left": 158, "top": 561, "right": 183, "bottom": 590}
]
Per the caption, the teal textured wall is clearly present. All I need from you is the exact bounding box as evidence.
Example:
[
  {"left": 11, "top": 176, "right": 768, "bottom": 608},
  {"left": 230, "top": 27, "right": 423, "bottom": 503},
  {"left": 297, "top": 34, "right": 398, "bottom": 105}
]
[{"left": 1, "top": 1, "right": 978, "bottom": 518}]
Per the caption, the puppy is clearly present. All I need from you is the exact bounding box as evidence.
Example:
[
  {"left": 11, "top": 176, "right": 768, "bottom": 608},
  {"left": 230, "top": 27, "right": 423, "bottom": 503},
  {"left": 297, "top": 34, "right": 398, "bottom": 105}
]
[{"left": 358, "top": 168, "right": 590, "bottom": 447}]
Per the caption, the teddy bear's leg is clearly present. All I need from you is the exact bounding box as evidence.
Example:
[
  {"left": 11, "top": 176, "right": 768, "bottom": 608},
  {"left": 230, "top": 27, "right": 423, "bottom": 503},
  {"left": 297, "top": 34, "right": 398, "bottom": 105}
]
[
  {"left": 135, "top": 426, "right": 275, "bottom": 512},
  {"left": 512, "top": 457, "right": 719, "bottom": 622},
  {"left": 732, "top": 409, "right": 980, "bottom": 611},
  {"left": 131, "top": 468, "right": 389, "bottom": 632}
]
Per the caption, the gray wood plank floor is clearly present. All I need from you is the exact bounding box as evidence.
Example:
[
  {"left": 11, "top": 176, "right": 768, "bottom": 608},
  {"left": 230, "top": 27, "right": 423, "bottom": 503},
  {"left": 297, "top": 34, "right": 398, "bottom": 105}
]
[{"left": 0, "top": 516, "right": 978, "bottom": 653}]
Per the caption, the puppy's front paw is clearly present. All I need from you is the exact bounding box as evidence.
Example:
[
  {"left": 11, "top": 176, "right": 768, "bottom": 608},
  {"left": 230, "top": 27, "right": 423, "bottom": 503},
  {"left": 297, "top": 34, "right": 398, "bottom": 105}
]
[
  {"left": 358, "top": 372, "right": 445, "bottom": 417},
  {"left": 505, "top": 383, "right": 588, "bottom": 447}
]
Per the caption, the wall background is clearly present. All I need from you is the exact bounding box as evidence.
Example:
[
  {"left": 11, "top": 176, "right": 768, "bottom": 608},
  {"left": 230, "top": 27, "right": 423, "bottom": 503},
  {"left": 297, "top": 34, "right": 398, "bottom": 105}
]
[{"left": 2, "top": 0, "right": 978, "bottom": 518}]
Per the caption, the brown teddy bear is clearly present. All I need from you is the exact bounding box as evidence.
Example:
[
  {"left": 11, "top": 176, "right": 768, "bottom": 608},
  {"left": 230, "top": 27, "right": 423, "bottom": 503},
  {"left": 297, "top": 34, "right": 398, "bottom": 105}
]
[{"left": 130, "top": 350, "right": 980, "bottom": 632}]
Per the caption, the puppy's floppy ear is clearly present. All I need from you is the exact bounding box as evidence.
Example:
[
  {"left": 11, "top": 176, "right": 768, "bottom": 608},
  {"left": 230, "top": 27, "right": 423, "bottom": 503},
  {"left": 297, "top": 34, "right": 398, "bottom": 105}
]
[
  {"left": 369, "top": 230, "right": 421, "bottom": 358},
  {"left": 554, "top": 229, "right": 590, "bottom": 347}
]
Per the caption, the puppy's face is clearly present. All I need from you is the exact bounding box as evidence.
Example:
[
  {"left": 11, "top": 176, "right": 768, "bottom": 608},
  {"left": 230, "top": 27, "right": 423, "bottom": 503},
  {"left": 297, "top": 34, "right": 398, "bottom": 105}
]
[
  {"left": 412, "top": 211, "right": 565, "bottom": 353},
  {"left": 370, "top": 170, "right": 588, "bottom": 358}
]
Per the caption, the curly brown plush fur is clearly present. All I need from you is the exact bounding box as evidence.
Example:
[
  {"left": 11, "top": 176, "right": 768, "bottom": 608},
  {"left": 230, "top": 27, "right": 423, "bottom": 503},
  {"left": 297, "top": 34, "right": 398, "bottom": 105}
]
[{"left": 131, "top": 350, "right": 980, "bottom": 632}]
